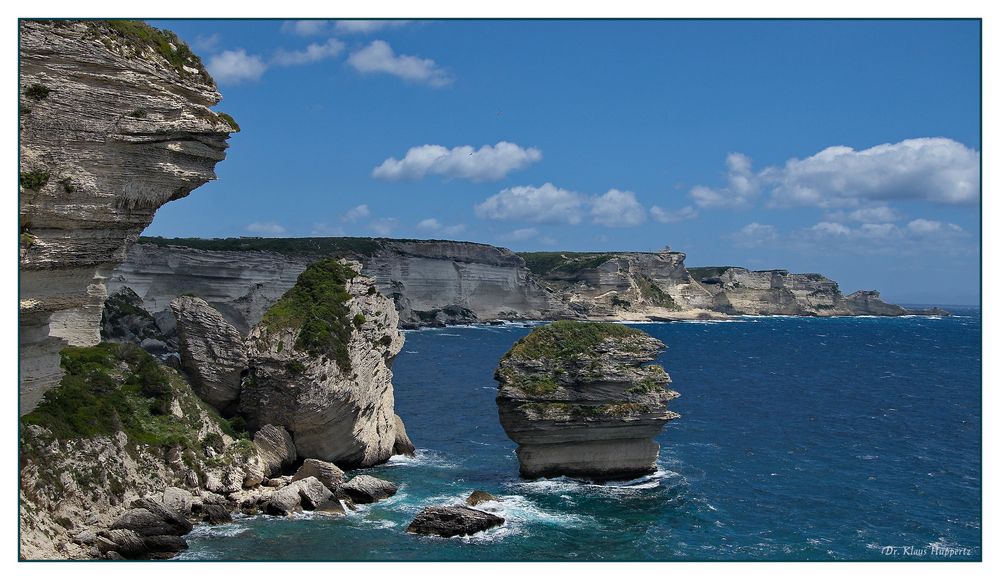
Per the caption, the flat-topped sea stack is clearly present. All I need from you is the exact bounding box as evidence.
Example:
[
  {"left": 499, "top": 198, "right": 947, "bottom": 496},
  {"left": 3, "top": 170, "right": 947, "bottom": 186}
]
[{"left": 495, "top": 321, "right": 679, "bottom": 480}]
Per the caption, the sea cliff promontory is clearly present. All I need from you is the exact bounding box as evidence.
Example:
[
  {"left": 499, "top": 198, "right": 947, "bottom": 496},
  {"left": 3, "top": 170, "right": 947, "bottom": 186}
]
[{"left": 495, "top": 321, "right": 680, "bottom": 480}]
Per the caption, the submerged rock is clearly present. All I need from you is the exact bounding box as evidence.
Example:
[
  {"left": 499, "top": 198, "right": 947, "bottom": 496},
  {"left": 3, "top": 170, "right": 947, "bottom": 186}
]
[
  {"left": 406, "top": 506, "right": 505, "bottom": 538},
  {"left": 338, "top": 475, "right": 398, "bottom": 504},
  {"left": 170, "top": 295, "right": 247, "bottom": 414},
  {"left": 466, "top": 490, "right": 497, "bottom": 506},
  {"left": 239, "top": 259, "right": 406, "bottom": 467},
  {"left": 495, "top": 321, "right": 679, "bottom": 480}
]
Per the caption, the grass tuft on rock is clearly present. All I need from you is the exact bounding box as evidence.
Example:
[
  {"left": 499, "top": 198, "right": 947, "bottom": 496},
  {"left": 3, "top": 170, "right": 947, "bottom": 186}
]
[
  {"left": 20, "top": 170, "right": 50, "bottom": 190},
  {"left": 25, "top": 83, "right": 51, "bottom": 100},
  {"left": 100, "top": 20, "right": 213, "bottom": 84},
  {"left": 506, "top": 320, "right": 644, "bottom": 361},
  {"left": 262, "top": 259, "right": 358, "bottom": 372}
]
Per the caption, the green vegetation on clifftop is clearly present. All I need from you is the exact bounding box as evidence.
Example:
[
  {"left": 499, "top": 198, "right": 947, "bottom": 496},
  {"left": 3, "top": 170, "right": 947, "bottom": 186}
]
[
  {"left": 21, "top": 343, "right": 240, "bottom": 445},
  {"left": 139, "top": 236, "right": 382, "bottom": 257},
  {"left": 506, "top": 320, "right": 644, "bottom": 361},
  {"left": 262, "top": 259, "right": 358, "bottom": 372},
  {"left": 520, "top": 252, "right": 617, "bottom": 276}
]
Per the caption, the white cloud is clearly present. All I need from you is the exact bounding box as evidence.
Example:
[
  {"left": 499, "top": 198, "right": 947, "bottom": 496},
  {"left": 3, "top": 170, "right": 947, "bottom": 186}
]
[
  {"left": 650, "top": 205, "right": 698, "bottom": 223},
  {"left": 246, "top": 222, "right": 286, "bottom": 235},
  {"left": 591, "top": 189, "right": 647, "bottom": 227},
  {"left": 501, "top": 227, "right": 539, "bottom": 242},
  {"left": 373, "top": 142, "right": 541, "bottom": 182},
  {"left": 474, "top": 183, "right": 586, "bottom": 224},
  {"left": 370, "top": 218, "right": 398, "bottom": 236},
  {"left": 796, "top": 219, "right": 967, "bottom": 255},
  {"left": 810, "top": 221, "right": 851, "bottom": 236},
  {"left": 280, "top": 20, "right": 331, "bottom": 36},
  {"left": 335, "top": 20, "right": 411, "bottom": 34},
  {"left": 341, "top": 204, "right": 371, "bottom": 223},
  {"left": 728, "top": 222, "right": 778, "bottom": 247},
  {"left": 689, "top": 152, "right": 760, "bottom": 209},
  {"left": 347, "top": 40, "right": 452, "bottom": 87},
  {"left": 766, "top": 138, "right": 980, "bottom": 207},
  {"left": 416, "top": 218, "right": 466, "bottom": 237},
  {"left": 192, "top": 33, "right": 220, "bottom": 52},
  {"left": 272, "top": 38, "right": 345, "bottom": 66},
  {"left": 206, "top": 49, "right": 267, "bottom": 84},
  {"left": 847, "top": 206, "right": 901, "bottom": 223},
  {"left": 907, "top": 218, "right": 964, "bottom": 236},
  {"left": 416, "top": 218, "right": 442, "bottom": 231}
]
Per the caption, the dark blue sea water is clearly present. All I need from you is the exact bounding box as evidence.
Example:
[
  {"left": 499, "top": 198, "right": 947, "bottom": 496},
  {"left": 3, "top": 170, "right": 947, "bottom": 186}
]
[{"left": 180, "top": 310, "right": 981, "bottom": 561}]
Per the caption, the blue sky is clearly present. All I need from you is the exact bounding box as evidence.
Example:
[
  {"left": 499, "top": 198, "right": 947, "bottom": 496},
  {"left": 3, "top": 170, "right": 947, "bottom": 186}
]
[{"left": 145, "top": 19, "right": 981, "bottom": 305}]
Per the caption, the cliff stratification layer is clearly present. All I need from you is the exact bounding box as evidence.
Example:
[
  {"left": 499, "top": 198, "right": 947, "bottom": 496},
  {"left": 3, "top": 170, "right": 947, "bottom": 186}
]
[
  {"left": 495, "top": 321, "right": 679, "bottom": 480},
  {"left": 19, "top": 20, "right": 236, "bottom": 412}
]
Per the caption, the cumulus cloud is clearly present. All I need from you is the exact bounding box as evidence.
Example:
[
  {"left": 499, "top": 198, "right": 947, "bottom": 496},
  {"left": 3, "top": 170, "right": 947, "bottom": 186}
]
[
  {"left": 728, "top": 222, "right": 778, "bottom": 247},
  {"left": 793, "top": 218, "right": 969, "bottom": 256},
  {"left": 766, "top": 138, "right": 980, "bottom": 208},
  {"left": 246, "top": 222, "right": 286, "bottom": 235},
  {"left": 206, "top": 49, "right": 267, "bottom": 84},
  {"left": 373, "top": 142, "right": 541, "bottom": 182},
  {"left": 846, "top": 206, "right": 901, "bottom": 223},
  {"left": 689, "top": 153, "right": 760, "bottom": 209},
  {"left": 474, "top": 183, "right": 587, "bottom": 225},
  {"left": 591, "top": 189, "right": 647, "bottom": 227},
  {"left": 348, "top": 40, "right": 452, "bottom": 87},
  {"left": 280, "top": 20, "right": 331, "bottom": 36},
  {"left": 272, "top": 38, "right": 345, "bottom": 66},
  {"left": 370, "top": 218, "right": 398, "bottom": 236},
  {"left": 416, "top": 218, "right": 466, "bottom": 237},
  {"left": 335, "top": 20, "right": 411, "bottom": 34},
  {"left": 650, "top": 205, "right": 698, "bottom": 223},
  {"left": 341, "top": 204, "right": 371, "bottom": 223}
]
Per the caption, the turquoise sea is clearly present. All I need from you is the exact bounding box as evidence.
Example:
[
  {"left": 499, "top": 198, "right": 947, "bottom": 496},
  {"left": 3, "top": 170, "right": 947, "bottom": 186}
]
[{"left": 179, "top": 309, "right": 981, "bottom": 561}]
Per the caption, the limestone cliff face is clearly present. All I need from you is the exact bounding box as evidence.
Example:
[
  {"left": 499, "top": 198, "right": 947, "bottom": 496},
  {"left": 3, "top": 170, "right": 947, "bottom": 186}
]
[
  {"left": 690, "top": 267, "right": 907, "bottom": 316},
  {"left": 108, "top": 239, "right": 919, "bottom": 333},
  {"left": 19, "top": 20, "right": 236, "bottom": 413},
  {"left": 239, "top": 259, "right": 406, "bottom": 467},
  {"left": 495, "top": 321, "right": 679, "bottom": 480}
]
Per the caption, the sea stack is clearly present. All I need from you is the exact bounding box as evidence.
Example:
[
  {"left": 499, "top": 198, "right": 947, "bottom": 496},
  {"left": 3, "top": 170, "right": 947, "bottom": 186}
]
[
  {"left": 495, "top": 321, "right": 679, "bottom": 480},
  {"left": 239, "top": 258, "right": 408, "bottom": 467}
]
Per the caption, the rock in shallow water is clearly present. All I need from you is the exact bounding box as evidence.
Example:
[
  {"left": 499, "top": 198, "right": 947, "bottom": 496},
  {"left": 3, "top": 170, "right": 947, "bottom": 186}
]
[
  {"left": 465, "top": 490, "right": 497, "bottom": 506},
  {"left": 291, "top": 458, "right": 345, "bottom": 491},
  {"left": 406, "top": 506, "right": 505, "bottom": 538},
  {"left": 339, "top": 475, "right": 398, "bottom": 504},
  {"left": 495, "top": 321, "right": 680, "bottom": 480}
]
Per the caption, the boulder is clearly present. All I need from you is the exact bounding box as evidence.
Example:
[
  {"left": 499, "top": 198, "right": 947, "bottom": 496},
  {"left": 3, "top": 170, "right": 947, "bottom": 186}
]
[
  {"left": 291, "top": 459, "right": 345, "bottom": 491},
  {"left": 495, "top": 321, "right": 680, "bottom": 480},
  {"left": 253, "top": 424, "right": 297, "bottom": 477},
  {"left": 406, "top": 506, "right": 505, "bottom": 538},
  {"left": 161, "top": 487, "right": 194, "bottom": 516},
  {"left": 466, "top": 490, "right": 497, "bottom": 506},
  {"left": 263, "top": 477, "right": 333, "bottom": 515},
  {"left": 294, "top": 476, "right": 334, "bottom": 510},
  {"left": 392, "top": 414, "right": 416, "bottom": 456},
  {"left": 110, "top": 508, "right": 183, "bottom": 537},
  {"left": 170, "top": 295, "right": 248, "bottom": 414},
  {"left": 314, "top": 498, "right": 347, "bottom": 516},
  {"left": 95, "top": 529, "right": 147, "bottom": 559},
  {"left": 264, "top": 485, "right": 303, "bottom": 516},
  {"left": 199, "top": 504, "right": 233, "bottom": 525},
  {"left": 143, "top": 535, "right": 189, "bottom": 559},
  {"left": 339, "top": 475, "right": 398, "bottom": 504},
  {"left": 130, "top": 497, "right": 193, "bottom": 535}
]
